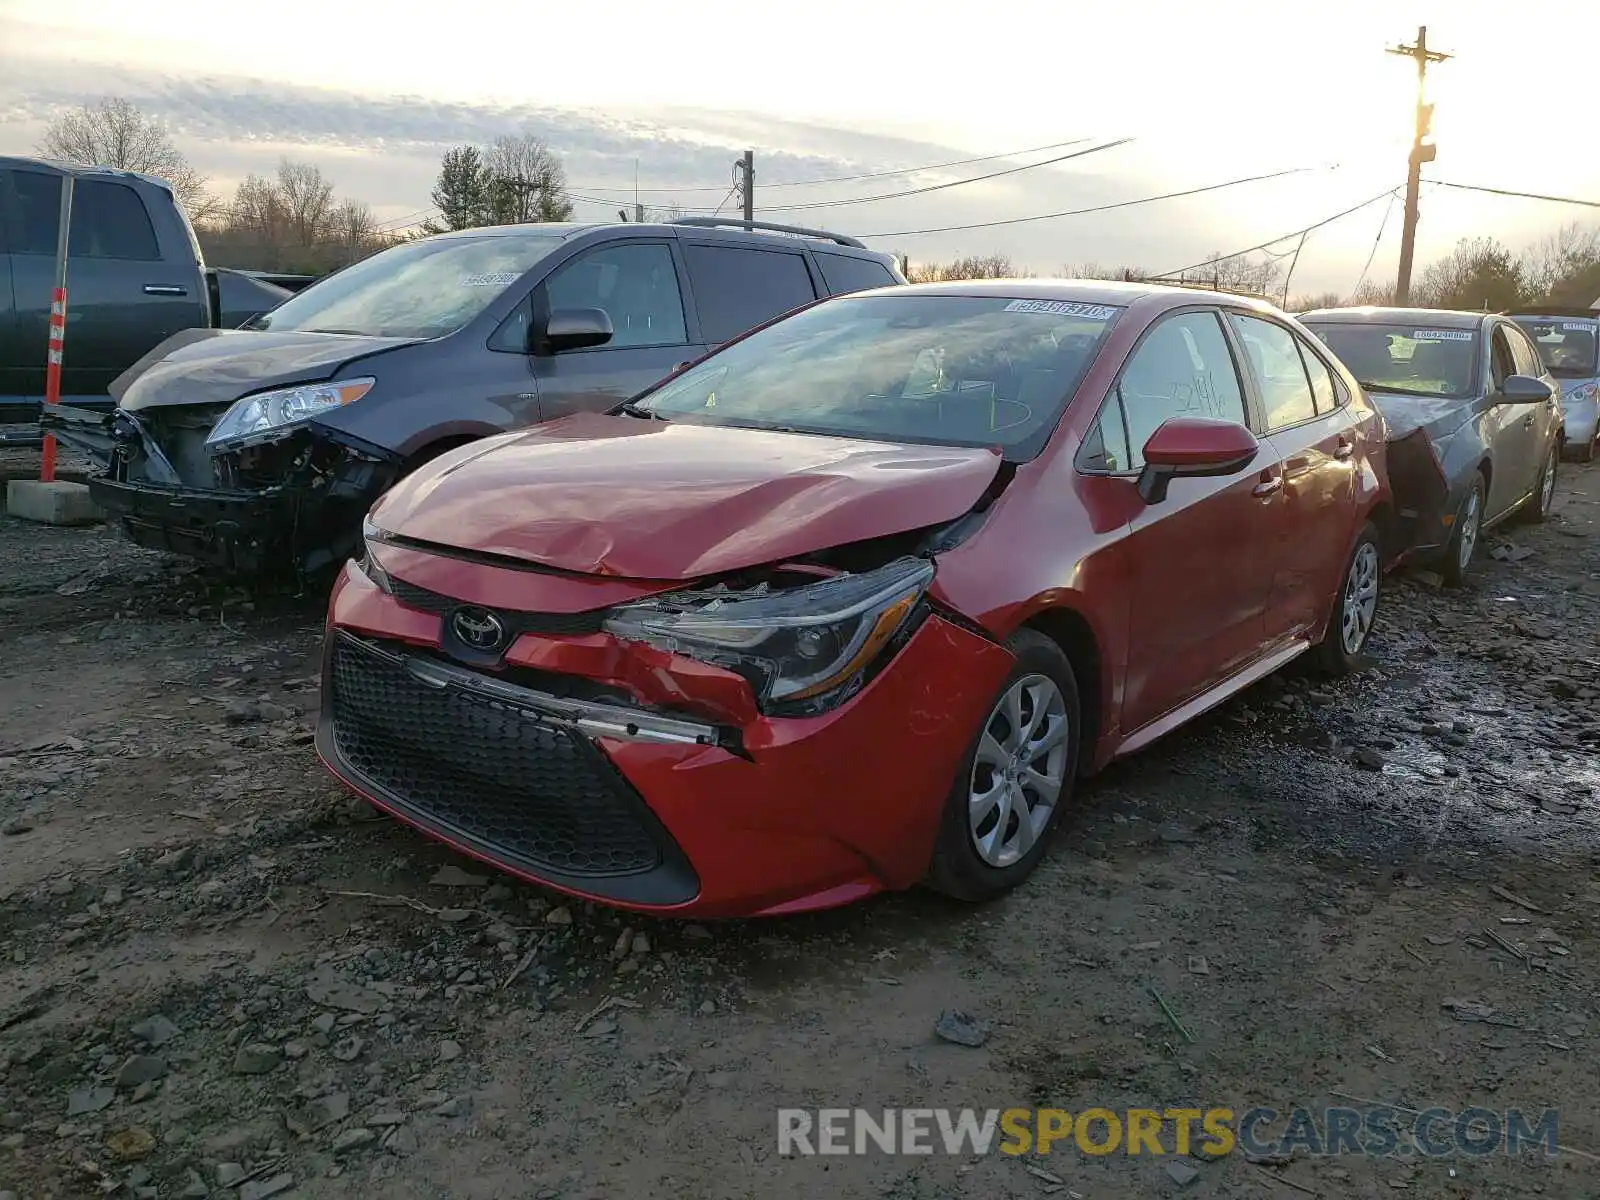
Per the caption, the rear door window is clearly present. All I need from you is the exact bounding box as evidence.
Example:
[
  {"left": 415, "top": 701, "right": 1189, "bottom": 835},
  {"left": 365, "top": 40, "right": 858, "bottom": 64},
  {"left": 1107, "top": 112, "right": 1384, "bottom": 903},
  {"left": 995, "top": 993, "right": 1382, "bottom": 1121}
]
[
  {"left": 1297, "top": 338, "right": 1340, "bottom": 413},
  {"left": 813, "top": 251, "right": 898, "bottom": 296},
  {"left": 1228, "top": 313, "right": 1317, "bottom": 429},
  {"left": 682, "top": 244, "right": 817, "bottom": 343},
  {"left": 7, "top": 172, "right": 160, "bottom": 260}
]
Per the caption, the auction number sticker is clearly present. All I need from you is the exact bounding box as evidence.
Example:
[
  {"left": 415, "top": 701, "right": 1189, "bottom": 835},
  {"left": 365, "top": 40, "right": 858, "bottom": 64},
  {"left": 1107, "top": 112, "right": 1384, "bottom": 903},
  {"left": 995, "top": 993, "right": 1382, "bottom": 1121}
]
[
  {"left": 1004, "top": 299, "right": 1119, "bottom": 319},
  {"left": 1412, "top": 329, "right": 1473, "bottom": 341},
  {"left": 1564, "top": 322, "right": 1595, "bottom": 331},
  {"left": 461, "top": 272, "right": 521, "bottom": 287}
]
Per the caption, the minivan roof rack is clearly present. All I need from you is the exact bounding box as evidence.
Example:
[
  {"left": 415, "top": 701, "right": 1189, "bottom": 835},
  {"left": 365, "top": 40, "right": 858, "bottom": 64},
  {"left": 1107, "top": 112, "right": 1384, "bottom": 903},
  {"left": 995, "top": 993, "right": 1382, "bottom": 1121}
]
[
  {"left": 670, "top": 217, "right": 866, "bottom": 250},
  {"left": 1507, "top": 305, "right": 1599, "bottom": 319}
]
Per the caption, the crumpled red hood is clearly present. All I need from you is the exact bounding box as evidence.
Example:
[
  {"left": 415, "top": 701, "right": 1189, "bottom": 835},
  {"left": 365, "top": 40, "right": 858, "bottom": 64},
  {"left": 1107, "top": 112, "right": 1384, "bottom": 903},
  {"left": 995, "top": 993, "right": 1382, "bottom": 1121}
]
[{"left": 371, "top": 412, "right": 1003, "bottom": 579}]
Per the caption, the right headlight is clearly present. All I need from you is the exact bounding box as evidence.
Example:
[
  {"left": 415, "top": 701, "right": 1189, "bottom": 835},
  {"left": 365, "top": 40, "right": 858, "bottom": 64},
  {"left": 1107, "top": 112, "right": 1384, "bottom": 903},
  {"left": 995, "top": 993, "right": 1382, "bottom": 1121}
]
[
  {"left": 602, "top": 557, "right": 935, "bottom": 714},
  {"left": 206, "top": 377, "right": 375, "bottom": 449},
  {"left": 354, "top": 515, "right": 393, "bottom": 593}
]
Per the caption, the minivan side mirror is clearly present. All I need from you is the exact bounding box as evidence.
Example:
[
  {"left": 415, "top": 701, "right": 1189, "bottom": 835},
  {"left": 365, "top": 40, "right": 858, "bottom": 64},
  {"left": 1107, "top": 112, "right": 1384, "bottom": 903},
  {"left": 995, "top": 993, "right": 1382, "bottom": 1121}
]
[
  {"left": 1137, "top": 417, "right": 1260, "bottom": 505},
  {"left": 1499, "top": 374, "right": 1553, "bottom": 404},
  {"left": 543, "top": 307, "right": 613, "bottom": 354}
]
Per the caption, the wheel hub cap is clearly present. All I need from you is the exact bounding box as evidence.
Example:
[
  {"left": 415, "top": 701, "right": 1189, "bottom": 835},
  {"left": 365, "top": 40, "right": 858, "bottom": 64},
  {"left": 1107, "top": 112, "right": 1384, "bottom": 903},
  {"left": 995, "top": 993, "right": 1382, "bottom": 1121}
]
[{"left": 968, "top": 674, "right": 1070, "bottom": 869}]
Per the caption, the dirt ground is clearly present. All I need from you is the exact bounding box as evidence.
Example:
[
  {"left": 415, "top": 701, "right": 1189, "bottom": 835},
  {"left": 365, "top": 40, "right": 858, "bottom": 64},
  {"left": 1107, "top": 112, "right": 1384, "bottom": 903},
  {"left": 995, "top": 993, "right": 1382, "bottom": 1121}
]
[{"left": 2, "top": 447, "right": 1599, "bottom": 1200}]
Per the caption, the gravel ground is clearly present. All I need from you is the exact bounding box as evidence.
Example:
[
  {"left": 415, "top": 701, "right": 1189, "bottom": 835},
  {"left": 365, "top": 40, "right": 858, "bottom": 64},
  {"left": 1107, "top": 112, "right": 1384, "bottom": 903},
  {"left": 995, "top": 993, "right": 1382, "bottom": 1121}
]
[{"left": 2, "top": 444, "right": 1599, "bottom": 1199}]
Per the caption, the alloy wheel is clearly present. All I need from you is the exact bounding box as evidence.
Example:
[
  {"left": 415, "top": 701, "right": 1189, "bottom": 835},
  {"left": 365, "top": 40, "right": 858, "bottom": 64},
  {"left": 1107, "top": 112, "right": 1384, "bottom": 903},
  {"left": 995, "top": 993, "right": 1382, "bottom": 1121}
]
[
  {"left": 1458, "top": 487, "right": 1481, "bottom": 573},
  {"left": 1341, "top": 541, "right": 1380, "bottom": 655},
  {"left": 968, "top": 674, "right": 1069, "bottom": 868},
  {"left": 1540, "top": 450, "right": 1557, "bottom": 515}
]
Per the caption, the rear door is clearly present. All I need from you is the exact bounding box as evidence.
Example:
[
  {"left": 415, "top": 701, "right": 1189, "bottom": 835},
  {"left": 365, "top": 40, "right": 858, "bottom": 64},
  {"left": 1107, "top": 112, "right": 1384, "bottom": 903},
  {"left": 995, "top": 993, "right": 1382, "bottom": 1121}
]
[
  {"left": 1226, "top": 311, "right": 1359, "bottom": 644},
  {"left": 525, "top": 239, "right": 703, "bottom": 421},
  {"left": 1080, "top": 307, "right": 1282, "bottom": 734},
  {"left": 678, "top": 241, "right": 819, "bottom": 348},
  {"left": 2, "top": 170, "right": 202, "bottom": 403}
]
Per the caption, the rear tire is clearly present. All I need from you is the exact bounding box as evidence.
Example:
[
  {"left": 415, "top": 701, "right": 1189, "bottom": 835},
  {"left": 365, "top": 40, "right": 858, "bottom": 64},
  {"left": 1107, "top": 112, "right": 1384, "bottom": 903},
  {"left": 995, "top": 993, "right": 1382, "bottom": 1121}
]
[
  {"left": 927, "top": 629, "right": 1081, "bottom": 903},
  {"left": 1315, "top": 522, "right": 1381, "bottom": 676},
  {"left": 1519, "top": 442, "right": 1558, "bottom": 524},
  {"left": 1441, "top": 474, "right": 1485, "bottom": 588}
]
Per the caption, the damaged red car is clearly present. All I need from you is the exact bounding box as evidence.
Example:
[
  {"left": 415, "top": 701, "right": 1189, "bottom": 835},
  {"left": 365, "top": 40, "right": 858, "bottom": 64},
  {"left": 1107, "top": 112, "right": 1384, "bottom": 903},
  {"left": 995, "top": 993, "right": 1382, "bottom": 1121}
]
[{"left": 317, "top": 281, "right": 1391, "bottom": 917}]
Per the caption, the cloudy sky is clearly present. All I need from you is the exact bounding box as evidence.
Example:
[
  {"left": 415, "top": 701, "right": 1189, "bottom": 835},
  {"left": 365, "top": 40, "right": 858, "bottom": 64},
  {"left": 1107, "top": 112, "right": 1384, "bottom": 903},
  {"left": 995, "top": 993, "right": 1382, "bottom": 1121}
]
[{"left": 2, "top": 0, "right": 1596, "bottom": 295}]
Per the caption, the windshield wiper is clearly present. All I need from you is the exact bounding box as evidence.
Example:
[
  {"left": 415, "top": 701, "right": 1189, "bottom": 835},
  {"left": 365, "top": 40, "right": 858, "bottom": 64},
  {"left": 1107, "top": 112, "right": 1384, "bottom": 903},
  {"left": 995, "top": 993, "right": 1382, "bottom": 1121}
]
[
  {"left": 1356, "top": 381, "right": 1453, "bottom": 399},
  {"left": 618, "top": 402, "right": 666, "bottom": 420}
]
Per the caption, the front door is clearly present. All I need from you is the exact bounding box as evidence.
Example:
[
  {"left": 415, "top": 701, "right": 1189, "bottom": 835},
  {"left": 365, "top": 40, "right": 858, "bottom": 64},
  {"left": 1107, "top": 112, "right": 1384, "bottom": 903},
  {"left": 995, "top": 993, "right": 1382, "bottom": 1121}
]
[
  {"left": 1484, "top": 324, "right": 1536, "bottom": 520},
  {"left": 1093, "top": 309, "right": 1283, "bottom": 734},
  {"left": 528, "top": 240, "right": 704, "bottom": 420}
]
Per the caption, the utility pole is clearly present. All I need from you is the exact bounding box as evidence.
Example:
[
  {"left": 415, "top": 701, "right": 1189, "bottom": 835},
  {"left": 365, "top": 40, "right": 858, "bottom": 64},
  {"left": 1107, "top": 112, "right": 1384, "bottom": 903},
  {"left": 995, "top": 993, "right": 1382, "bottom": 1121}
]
[
  {"left": 1389, "top": 25, "right": 1450, "bottom": 305},
  {"left": 738, "top": 150, "right": 754, "bottom": 223}
]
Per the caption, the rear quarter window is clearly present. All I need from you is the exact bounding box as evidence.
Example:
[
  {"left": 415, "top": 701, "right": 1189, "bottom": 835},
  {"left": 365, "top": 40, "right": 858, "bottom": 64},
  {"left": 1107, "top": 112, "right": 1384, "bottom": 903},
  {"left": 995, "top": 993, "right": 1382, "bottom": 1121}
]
[{"left": 813, "top": 252, "right": 898, "bottom": 296}]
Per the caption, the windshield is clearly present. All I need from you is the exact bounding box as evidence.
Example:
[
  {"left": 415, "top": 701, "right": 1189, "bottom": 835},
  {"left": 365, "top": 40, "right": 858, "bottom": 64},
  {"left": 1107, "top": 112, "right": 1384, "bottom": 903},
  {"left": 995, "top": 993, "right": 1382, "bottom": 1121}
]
[
  {"left": 1306, "top": 322, "right": 1479, "bottom": 399},
  {"left": 251, "top": 233, "right": 563, "bottom": 339},
  {"left": 638, "top": 294, "right": 1122, "bottom": 457},
  {"left": 1512, "top": 316, "right": 1599, "bottom": 378}
]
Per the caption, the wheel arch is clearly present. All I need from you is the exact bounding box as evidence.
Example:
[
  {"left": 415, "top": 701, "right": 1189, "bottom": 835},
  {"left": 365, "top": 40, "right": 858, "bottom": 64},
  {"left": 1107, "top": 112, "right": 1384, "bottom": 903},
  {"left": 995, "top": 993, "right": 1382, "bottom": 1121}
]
[{"left": 1019, "top": 606, "right": 1105, "bottom": 776}]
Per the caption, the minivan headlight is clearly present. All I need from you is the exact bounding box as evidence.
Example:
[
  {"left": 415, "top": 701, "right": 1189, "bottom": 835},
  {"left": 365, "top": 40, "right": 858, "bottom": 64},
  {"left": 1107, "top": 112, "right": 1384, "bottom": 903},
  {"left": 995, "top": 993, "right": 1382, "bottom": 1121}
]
[
  {"left": 602, "top": 557, "right": 935, "bottom": 713},
  {"left": 206, "top": 377, "right": 374, "bottom": 448}
]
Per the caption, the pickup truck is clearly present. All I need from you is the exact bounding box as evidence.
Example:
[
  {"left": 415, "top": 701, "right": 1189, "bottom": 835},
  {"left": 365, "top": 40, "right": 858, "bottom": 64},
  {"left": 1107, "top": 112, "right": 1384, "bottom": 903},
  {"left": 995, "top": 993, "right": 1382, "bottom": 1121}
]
[{"left": 0, "top": 156, "right": 305, "bottom": 436}]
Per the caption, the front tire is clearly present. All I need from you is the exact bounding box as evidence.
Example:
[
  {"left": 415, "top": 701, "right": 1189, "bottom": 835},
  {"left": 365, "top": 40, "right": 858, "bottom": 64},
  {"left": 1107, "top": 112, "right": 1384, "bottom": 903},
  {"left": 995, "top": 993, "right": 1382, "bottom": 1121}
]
[
  {"left": 1441, "top": 474, "right": 1485, "bottom": 588},
  {"left": 1315, "top": 522, "right": 1381, "bottom": 675},
  {"left": 927, "top": 629, "right": 1080, "bottom": 902}
]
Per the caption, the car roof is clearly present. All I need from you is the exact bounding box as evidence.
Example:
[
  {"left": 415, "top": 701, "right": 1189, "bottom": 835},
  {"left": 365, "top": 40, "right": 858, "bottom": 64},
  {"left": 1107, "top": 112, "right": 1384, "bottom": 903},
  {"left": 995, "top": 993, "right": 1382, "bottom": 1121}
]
[
  {"left": 425, "top": 219, "right": 895, "bottom": 262},
  {"left": 1298, "top": 306, "right": 1487, "bottom": 329},
  {"left": 881, "top": 277, "right": 1287, "bottom": 313},
  {"left": 0, "top": 154, "right": 176, "bottom": 193}
]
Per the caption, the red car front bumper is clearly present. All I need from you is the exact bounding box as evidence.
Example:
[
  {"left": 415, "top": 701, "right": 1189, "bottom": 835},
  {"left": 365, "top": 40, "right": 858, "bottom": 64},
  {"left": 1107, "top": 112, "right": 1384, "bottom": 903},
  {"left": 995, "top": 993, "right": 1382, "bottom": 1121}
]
[{"left": 317, "top": 559, "right": 1013, "bottom": 918}]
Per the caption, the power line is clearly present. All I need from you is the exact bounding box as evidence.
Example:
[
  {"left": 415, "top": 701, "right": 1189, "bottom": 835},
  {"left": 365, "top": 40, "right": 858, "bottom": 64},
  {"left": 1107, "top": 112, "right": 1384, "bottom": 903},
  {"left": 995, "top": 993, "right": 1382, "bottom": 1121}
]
[
  {"left": 564, "top": 136, "right": 1096, "bottom": 195},
  {"left": 753, "top": 139, "right": 1133, "bottom": 214},
  {"left": 851, "top": 166, "right": 1319, "bottom": 239},
  {"left": 1350, "top": 191, "right": 1398, "bottom": 297},
  {"left": 1428, "top": 180, "right": 1600, "bottom": 210},
  {"left": 1153, "top": 186, "right": 1400, "bottom": 280}
]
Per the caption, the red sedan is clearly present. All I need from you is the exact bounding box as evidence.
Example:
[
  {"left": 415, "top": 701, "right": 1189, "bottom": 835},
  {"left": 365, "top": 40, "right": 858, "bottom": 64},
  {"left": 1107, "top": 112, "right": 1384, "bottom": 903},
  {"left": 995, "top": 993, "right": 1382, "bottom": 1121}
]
[{"left": 318, "top": 281, "right": 1390, "bottom": 917}]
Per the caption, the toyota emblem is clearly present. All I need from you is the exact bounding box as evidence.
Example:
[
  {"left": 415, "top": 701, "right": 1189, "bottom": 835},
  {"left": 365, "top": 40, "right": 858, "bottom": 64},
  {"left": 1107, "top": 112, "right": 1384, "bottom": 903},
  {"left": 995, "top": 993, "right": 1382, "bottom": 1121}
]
[{"left": 450, "top": 606, "right": 506, "bottom": 651}]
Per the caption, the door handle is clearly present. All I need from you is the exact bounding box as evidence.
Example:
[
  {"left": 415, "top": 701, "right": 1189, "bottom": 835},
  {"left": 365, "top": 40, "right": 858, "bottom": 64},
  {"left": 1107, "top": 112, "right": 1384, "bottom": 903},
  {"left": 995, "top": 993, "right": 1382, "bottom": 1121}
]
[
  {"left": 1252, "top": 475, "right": 1283, "bottom": 498},
  {"left": 143, "top": 285, "right": 188, "bottom": 296},
  {"left": 1333, "top": 439, "right": 1355, "bottom": 460}
]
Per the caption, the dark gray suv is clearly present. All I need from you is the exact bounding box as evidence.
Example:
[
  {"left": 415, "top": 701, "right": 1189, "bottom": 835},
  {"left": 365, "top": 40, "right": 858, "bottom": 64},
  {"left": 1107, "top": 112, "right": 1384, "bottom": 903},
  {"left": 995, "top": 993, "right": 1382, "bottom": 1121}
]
[{"left": 48, "top": 217, "right": 904, "bottom": 575}]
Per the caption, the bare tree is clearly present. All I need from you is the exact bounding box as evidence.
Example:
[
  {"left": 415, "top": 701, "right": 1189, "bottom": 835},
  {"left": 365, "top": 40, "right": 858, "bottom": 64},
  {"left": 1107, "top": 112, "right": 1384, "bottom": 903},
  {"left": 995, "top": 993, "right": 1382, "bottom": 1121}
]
[
  {"left": 907, "top": 254, "right": 1026, "bottom": 282},
  {"left": 484, "top": 133, "right": 573, "bottom": 223},
  {"left": 1060, "top": 262, "right": 1147, "bottom": 282},
  {"left": 1412, "top": 237, "right": 1525, "bottom": 311},
  {"left": 36, "top": 97, "right": 219, "bottom": 220},
  {"left": 275, "top": 160, "right": 336, "bottom": 246},
  {"left": 1285, "top": 290, "right": 1342, "bottom": 313}
]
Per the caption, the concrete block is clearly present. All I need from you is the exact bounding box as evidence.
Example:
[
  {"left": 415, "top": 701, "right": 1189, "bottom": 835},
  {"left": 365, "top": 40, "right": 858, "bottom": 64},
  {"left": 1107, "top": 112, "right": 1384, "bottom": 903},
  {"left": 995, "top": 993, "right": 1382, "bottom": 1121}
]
[{"left": 5, "top": 480, "right": 103, "bottom": 526}]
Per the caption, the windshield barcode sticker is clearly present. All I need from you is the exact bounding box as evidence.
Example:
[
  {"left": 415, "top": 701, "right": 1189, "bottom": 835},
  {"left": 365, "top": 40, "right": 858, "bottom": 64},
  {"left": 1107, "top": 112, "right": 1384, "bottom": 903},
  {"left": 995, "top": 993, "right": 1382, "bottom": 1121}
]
[
  {"left": 1564, "top": 322, "right": 1594, "bottom": 331},
  {"left": 460, "top": 272, "right": 520, "bottom": 287},
  {"left": 1412, "top": 329, "right": 1473, "bottom": 341},
  {"left": 1004, "top": 299, "right": 1118, "bottom": 319}
]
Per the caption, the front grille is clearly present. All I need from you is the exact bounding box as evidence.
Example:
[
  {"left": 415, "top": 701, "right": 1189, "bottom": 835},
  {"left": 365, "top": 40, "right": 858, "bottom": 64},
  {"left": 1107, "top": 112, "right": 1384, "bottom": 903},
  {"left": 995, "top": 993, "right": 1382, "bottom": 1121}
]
[
  {"left": 389, "top": 577, "right": 607, "bottom": 636},
  {"left": 329, "top": 635, "right": 664, "bottom": 877}
]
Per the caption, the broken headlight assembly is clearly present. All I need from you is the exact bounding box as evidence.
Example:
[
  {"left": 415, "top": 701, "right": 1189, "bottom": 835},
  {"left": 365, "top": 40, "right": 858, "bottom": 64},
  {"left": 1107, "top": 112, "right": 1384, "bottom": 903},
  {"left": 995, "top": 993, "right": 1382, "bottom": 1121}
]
[
  {"left": 205, "top": 377, "right": 375, "bottom": 450},
  {"left": 602, "top": 557, "right": 935, "bottom": 714},
  {"left": 354, "top": 516, "right": 394, "bottom": 593}
]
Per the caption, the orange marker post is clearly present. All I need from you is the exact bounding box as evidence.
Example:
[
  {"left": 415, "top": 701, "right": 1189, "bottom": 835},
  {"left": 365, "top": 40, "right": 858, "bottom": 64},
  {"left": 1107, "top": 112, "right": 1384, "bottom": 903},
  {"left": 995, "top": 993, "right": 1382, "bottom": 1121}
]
[{"left": 40, "top": 174, "right": 74, "bottom": 483}]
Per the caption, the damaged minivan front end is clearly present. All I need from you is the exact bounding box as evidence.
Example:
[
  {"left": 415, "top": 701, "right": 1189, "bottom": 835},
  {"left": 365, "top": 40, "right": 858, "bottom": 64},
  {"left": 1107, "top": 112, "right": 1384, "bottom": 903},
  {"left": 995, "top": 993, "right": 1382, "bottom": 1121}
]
[{"left": 47, "top": 331, "right": 414, "bottom": 576}]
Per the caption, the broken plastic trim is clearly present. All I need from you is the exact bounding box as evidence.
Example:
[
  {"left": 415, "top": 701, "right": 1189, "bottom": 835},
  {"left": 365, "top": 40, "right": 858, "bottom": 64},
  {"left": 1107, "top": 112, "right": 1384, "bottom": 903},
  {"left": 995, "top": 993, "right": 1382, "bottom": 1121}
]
[{"left": 344, "top": 633, "right": 727, "bottom": 748}]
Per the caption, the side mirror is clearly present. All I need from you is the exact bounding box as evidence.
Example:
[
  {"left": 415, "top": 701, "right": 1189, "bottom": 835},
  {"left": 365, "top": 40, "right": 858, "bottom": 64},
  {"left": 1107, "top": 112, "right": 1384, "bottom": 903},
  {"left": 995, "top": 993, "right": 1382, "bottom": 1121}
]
[
  {"left": 1500, "top": 374, "right": 1553, "bottom": 404},
  {"left": 544, "top": 307, "right": 613, "bottom": 354},
  {"left": 1137, "top": 417, "right": 1260, "bottom": 505}
]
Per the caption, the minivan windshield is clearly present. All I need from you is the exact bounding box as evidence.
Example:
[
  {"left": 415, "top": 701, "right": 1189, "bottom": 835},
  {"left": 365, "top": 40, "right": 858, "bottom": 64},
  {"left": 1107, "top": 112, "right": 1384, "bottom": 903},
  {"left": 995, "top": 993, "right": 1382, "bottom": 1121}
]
[
  {"left": 250, "top": 233, "right": 564, "bottom": 339},
  {"left": 1305, "top": 322, "right": 1480, "bottom": 399},
  {"left": 637, "top": 293, "right": 1122, "bottom": 458},
  {"left": 1512, "top": 316, "right": 1599, "bottom": 378}
]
